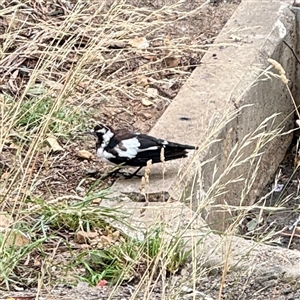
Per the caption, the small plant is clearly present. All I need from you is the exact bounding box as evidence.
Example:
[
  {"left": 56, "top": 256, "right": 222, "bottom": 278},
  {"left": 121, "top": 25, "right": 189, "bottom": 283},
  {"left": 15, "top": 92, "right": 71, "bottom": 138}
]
[
  {"left": 0, "top": 230, "right": 47, "bottom": 289},
  {"left": 27, "top": 189, "right": 118, "bottom": 232},
  {"left": 15, "top": 96, "right": 88, "bottom": 136},
  {"left": 77, "top": 228, "right": 190, "bottom": 286},
  {"left": 0, "top": 188, "right": 126, "bottom": 290}
]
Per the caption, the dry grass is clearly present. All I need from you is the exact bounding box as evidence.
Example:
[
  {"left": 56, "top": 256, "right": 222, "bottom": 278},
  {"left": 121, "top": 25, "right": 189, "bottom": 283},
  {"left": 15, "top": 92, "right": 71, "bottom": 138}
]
[
  {"left": 0, "top": 0, "right": 242, "bottom": 294},
  {"left": 0, "top": 0, "right": 230, "bottom": 131},
  {"left": 2, "top": 0, "right": 296, "bottom": 299}
]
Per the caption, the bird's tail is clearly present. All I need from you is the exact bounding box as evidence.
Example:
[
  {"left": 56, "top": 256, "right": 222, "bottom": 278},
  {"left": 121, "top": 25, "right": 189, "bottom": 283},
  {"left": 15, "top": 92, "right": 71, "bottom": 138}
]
[
  {"left": 161, "top": 145, "right": 197, "bottom": 162},
  {"left": 164, "top": 141, "right": 197, "bottom": 150}
]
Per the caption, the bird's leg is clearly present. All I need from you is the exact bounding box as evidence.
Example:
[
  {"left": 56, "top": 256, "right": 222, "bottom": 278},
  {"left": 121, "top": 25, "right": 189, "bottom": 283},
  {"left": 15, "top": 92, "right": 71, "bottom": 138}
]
[
  {"left": 98, "top": 166, "right": 143, "bottom": 179},
  {"left": 107, "top": 168, "right": 122, "bottom": 177},
  {"left": 130, "top": 166, "right": 143, "bottom": 177},
  {"left": 93, "top": 167, "right": 121, "bottom": 180},
  {"left": 121, "top": 166, "right": 143, "bottom": 179}
]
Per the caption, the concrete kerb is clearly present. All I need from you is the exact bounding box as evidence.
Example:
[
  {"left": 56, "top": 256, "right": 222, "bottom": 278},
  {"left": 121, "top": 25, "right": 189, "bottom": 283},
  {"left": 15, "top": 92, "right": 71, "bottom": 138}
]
[
  {"left": 108, "top": 0, "right": 300, "bottom": 279},
  {"left": 113, "top": 0, "right": 296, "bottom": 222},
  {"left": 101, "top": 196, "right": 300, "bottom": 281}
]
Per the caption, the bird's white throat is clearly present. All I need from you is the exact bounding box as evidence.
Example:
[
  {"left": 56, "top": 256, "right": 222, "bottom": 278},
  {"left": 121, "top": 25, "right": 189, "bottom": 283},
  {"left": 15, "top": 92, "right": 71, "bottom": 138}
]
[
  {"left": 96, "top": 129, "right": 115, "bottom": 163},
  {"left": 101, "top": 130, "right": 114, "bottom": 148}
]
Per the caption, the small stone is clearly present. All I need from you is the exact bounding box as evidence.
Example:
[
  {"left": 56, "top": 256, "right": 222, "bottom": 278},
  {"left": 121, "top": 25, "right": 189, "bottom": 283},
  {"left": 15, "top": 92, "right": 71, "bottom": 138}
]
[
  {"left": 77, "top": 150, "right": 94, "bottom": 160},
  {"left": 76, "top": 186, "right": 85, "bottom": 193},
  {"left": 85, "top": 169, "right": 99, "bottom": 176}
]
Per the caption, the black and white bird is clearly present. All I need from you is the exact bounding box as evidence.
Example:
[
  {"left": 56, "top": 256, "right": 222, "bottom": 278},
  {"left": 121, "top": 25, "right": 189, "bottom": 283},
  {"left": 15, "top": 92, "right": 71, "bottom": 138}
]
[{"left": 89, "top": 124, "right": 197, "bottom": 177}]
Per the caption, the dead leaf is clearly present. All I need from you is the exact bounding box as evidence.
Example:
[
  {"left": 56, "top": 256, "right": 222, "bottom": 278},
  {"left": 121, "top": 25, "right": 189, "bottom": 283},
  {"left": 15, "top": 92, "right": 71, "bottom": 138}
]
[
  {"left": 78, "top": 80, "right": 90, "bottom": 89},
  {"left": 1, "top": 172, "right": 10, "bottom": 180},
  {"left": 20, "top": 189, "right": 32, "bottom": 199},
  {"left": 46, "top": 136, "right": 64, "bottom": 152},
  {"left": 99, "top": 235, "right": 113, "bottom": 244},
  {"left": 110, "top": 230, "right": 120, "bottom": 241},
  {"left": 106, "top": 40, "right": 127, "bottom": 48},
  {"left": 163, "top": 35, "right": 174, "bottom": 47},
  {"left": 142, "top": 99, "right": 154, "bottom": 106},
  {"left": 92, "top": 198, "right": 102, "bottom": 204},
  {"left": 8, "top": 297, "right": 34, "bottom": 300},
  {"left": 79, "top": 244, "right": 90, "bottom": 249},
  {"left": 129, "top": 37, "right": 149, "bottom": 49},
  {"left": 44, "top": 80, "right": 64, "bottom": 90},
  {"left": 76, "top": 230, "right": 99, "bottom": 244},
  {"left": 8, "top": 78, "right": 18, "bottom": 93},
  {"left": 136, "top": 75, "right": 149, "bottom": 87},
  {"left": 0, "top": 214, "right": 11, "bottom": 227},
  {"left": 12, "top": 69, "right": 19, "bottom": 79},
  {"left": 142, "top": 53, "right": 157, "bottom": 61},
  {"left": 164, "top": 56, "right": 181, "bottom": 67},
  {"left": 0, "top": 228, "right": 31, "bottom": 247},
  {"left": 33, "top": 258, "right": 41, "bottom": 266},
  {"left": 8, "top": 142, "right": 20, "bottom": 150},
  {"left": 147, "top": 87, "right": 158, "bottom": 99},
  {"left": 25, "top": 168, "right": 34, "bottom": 175},
  {"left": 77, "top": 150, "right": 94, "bottom": 160}
]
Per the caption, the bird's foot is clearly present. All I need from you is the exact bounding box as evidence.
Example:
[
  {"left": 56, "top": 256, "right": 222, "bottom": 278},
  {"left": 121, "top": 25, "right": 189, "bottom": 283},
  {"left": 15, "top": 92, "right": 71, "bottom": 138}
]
[
  {"left": 107, "top": 168, "right": 123, "bottom": 178},
  {"left": 114, "top": 166, "right": 143, "bottom": 179},
  {"left": 86, "top": 167, "right": 143, "bottom": 180},
  {"left": 121, "top": 166, "right": 143, "bottom": 179},
  {"left": 119, "top": 171, "right": 143, "bottom": 179}
]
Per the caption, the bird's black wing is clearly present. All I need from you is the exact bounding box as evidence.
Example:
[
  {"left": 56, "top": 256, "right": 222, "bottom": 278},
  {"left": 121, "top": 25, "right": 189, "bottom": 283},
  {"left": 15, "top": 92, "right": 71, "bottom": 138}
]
[
  {"left": 129, "top": 134, "right": 195, "bottom": 166},
  {"left": 136, "top": 134, "right": 196, "bottom": 150},
  {"left": 103, "top": 130, "right": 196, "bottom": 167}
]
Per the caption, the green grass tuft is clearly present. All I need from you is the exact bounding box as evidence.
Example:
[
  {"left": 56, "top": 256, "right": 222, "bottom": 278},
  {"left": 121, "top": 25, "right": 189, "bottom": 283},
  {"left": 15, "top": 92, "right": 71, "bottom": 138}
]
[{"left": 77, "top": 228, "right": 190, "bottom": 286}]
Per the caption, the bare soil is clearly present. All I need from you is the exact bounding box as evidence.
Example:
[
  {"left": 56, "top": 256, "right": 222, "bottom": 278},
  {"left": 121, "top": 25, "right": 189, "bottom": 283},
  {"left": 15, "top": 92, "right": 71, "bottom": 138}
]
[
  {"left": 2, "top": 268, "right": 300, "bottom": 300},
  {"left": 1, "top": 0, "right": 240, "bottom": 198},
  {"left": 3, "top": 0, "right": 300, "bottom": 299},
  {"left": 239, "top": 138, "right": 300, "bottom": 252}
]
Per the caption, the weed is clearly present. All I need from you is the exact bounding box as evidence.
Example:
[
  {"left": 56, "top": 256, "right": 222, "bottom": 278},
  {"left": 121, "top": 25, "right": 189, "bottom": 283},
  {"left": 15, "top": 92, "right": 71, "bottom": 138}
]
[
  {"left": 0, "top": 232, "right": 46, "bottom": 289},
  {"left": 18, "top": 98, "right": 83, "bottom": 134},
  {"left": 3, "top": 95, "right": 89, "bottom": 137},
  {"left": 2, "top": 0, "right": 293, "bottom": 298},
  {"left": 77, "top": 228, "right": 190, "bottom": 286}
]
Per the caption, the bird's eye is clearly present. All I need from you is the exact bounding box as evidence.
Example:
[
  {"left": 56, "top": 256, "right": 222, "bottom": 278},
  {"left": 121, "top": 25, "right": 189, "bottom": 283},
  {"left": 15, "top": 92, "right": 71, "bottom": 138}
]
[{"left": 94, "top": 125, "right": 105, "bottom": 132}]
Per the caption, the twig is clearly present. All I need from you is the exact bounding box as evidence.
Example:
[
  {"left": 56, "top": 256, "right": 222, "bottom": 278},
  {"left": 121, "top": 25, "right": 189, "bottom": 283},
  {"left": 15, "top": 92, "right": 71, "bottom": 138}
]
[{"left": 283, "top": 40, "right": 300, "bottom": 65}]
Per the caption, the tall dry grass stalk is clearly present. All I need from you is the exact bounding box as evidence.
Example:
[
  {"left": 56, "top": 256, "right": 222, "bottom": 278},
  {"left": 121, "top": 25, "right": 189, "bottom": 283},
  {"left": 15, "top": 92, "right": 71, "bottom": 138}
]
[
  {"left": 0, "top": 0, "right": 224, "bottom": 293},
  {"left": 2, "top": 1, "right": 295, "bottom": 299}
]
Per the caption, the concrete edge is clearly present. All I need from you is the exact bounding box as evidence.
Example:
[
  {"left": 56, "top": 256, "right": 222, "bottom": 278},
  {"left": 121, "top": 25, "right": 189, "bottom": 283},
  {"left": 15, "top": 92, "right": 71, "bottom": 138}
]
[
  {"left": 112, "top": 0, "right": 296, "bottom": 225},
  {"left": 101, "top": 196, "right": 300, "bottom": 281}
]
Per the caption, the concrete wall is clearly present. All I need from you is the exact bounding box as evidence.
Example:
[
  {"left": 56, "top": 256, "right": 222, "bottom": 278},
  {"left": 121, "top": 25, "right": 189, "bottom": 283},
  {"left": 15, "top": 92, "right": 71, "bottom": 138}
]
[
  {"left": 188, "top": 1, "right": 296, "bottom": 229},
  {"left": 113, "top": 0, "right": 297, "bottom": 231}
]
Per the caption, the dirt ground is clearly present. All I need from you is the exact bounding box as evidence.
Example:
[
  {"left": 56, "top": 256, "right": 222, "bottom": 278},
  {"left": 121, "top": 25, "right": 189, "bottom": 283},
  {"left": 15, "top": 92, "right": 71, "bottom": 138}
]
[
  {"left": 3, "top": 266, "right": 300, "bottom": 300},
  {"left": 239, "top": 140, "right": 300, "bottom": 252},
  {"left": 1, "top": 0, "right": 241, "bottom": 198},
  {"left": 2, "top": 0, "right": 300, "bottom": 299}
]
